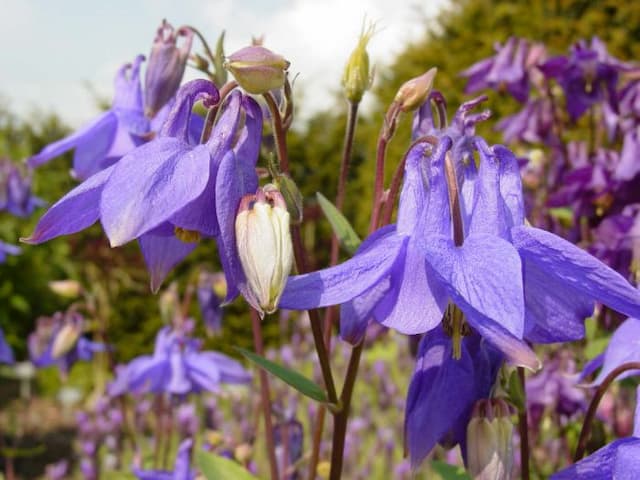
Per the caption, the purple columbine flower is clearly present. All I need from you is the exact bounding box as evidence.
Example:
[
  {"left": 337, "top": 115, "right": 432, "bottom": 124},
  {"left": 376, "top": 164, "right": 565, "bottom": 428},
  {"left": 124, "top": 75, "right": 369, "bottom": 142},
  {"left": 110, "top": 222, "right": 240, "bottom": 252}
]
[
  {"left": 28, "top": 312, "right": 105, "bottom": 374},
  {"left": 460, "top": 37, "right": 544, "bottom": 103},
  {"left": 577, "top": 316, "right": 640, "bottom": 386},
  {"left": 0, "top": 159, "right": 43, "bottom": 217},
  {"left": 197, "top": 272, "right": 226, "bottom": 334},
  {"left": 0, "top": 240, "right": 21, "bottom": 263},
  {"left": 24, "top": 79, "right": 263, "bottom": 293},
  {"left": 108, "top": 324, "right": 251, "bottom": 396},
  {"left": 0, "top": 327, "right": 14, "bottom": 364},
  {"left": 551, "top": 386, "right": 640, "bottom": 479},
  {"left": 539, "top": 37, "right": 632, "bottom": 121},
  {"left": 404, "top": 328, "right": 503, "bottom": 468},
  {"left": 133, "top": 438, "right": 195, "bottom": 480}
]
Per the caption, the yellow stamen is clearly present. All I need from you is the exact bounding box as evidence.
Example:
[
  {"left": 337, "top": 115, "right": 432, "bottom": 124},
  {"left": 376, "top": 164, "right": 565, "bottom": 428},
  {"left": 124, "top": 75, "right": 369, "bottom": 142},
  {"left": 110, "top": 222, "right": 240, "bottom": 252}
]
[{"left": 174, "top": 227, "right": 201, "bottom": 243}]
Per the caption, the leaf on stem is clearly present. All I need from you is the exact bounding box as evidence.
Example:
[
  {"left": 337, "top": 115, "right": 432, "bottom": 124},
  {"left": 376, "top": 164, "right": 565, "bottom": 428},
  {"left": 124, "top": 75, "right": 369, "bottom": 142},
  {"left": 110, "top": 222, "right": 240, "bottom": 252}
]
[
  {"left": 316, "top": 192, "right": 361, "bottom": 255},
  {"left": 195, "top": 450, "right": 258, "bottom": 480}
]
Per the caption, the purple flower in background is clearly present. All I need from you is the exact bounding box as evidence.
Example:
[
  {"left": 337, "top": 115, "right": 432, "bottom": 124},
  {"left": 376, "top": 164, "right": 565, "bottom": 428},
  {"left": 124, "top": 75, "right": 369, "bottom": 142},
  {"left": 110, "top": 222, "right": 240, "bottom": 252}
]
[
  {"left": 404, "top": 328, "right": 503, "bottom": 468},
  {"left": 551, "top": 387, "right": 640, "bottom": 479},
  {"left": 28, "top": 312, "right": 104, "bottom": 374},
  {"left": 0, "top": 327, "right": 14, "bottom": 364},
  {"left": 0, "top": 159, "right": 43, "bottom": 217},
  {"left": 197, "top": 272, "right": 226, "bottom": 334},
  {"left": 45, "top": 460, "right": 69, "bottom": 480},
  {"left": 526, "top": 352, "right": 586, "bottom": 427},
  {"left": 24, "top": 79, "right": 263, "bottom": 292},
  {"left": 461, "top": 37, "right": 545, "bottom": 103},
  {"left": 133, "top": 438, "right": 195, "bottom": 480},
  {"left": 0, "top": 240, "right": 21, "bottom": 263},
  {"left": 108, "top": 324, "right": 251, "bottom": 396},
  {"left": 578, "top": 317, "right": 640, "bottom": 386},
  {"left": 274, "top": 419, "right": 304, "bottom": 480},
  {"left": 539, "top": 37, "right": 632, "bottom": 121},
  {"left": 496, "top": 97, "right": 555, "bottom": 145}
]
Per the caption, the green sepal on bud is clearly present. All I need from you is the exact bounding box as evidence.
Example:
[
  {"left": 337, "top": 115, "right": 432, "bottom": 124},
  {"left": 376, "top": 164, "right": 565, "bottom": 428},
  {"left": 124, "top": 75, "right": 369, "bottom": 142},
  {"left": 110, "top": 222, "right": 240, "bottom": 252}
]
[
  {"left": 342, "top": 23, "right": 375, "bottom": 103},
  {"left": 235, "top": 185, "right": 294, "bottom": 316},
  {"left": 273, "top": 173, "right": 303, "bottom": 225},
  {"left": 394, "top": 67, "right": 437, "bottom": 112},
  {"left": 224, "top": 46, "right": 290, "bottom": 94},
  {"left": 466, "top": 398, "right": 514, "bottom": 480}
]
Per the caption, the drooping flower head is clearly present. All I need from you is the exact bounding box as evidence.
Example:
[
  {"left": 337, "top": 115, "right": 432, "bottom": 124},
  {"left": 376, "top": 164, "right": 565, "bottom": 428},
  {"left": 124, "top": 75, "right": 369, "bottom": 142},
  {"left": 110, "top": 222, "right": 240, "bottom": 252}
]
[
  {"left": 0, "top": 158, "right": 42, "bottom": 217},
  {"left": 24, "top": 78, "right": 263, "bottom": 293}
]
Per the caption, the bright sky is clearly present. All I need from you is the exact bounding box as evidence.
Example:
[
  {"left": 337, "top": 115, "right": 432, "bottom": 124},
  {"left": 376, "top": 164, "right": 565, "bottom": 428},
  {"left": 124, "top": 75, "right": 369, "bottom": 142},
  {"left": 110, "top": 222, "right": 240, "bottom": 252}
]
[{"left": 0, "top": 0, "right": 447, "bottom": 127}]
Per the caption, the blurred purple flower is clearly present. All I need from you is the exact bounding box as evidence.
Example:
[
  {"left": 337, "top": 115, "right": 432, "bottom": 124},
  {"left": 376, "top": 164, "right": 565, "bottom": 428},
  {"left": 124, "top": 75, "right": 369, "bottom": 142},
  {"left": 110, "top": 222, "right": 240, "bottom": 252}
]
[
  {"left": 45, "top": 460, "right": 69, "bottom": 480},
  {"left": 526, "top": 352, "right": 586, "bottom": 427},
  {"left": 274, "top": 419, "right": 303, "bottom": 480},
  {"left": 0, "top": 327, "right": 14, "bottom": 364},
  {"left": 197, "top": 272, "right": 225, "bottom": 334},
  {"left": 0, "top": 159, "right": 43, "bottom": 217},
  {"left": 133, "top": 438, "right": 195, "bottom": 480},
  {"left": 176, "top": 402, "right": 199, "bottom": 438},
  {"left": 0, "top": 240, "right": 21, "bottom": 264},
  {"left": 404, "top": 328, "right": 503, "bottom": 468},
  {"left": 108, "top": 325, "right": 251, "bottom": 396},
  {"left": 496, "top": 98, "right": 555, "bottom": 145},
  {"left": 539, "top": 37, "right": 632, "bottom": 121},
  {"left": 28, "top": 312, "right": 105, "bottom": 374},
  {"left": 551, "top": 387, "right": 640, "bottom": 479},
  {"left": 461, "top": 37, "right": 545, "bottom": 103}
]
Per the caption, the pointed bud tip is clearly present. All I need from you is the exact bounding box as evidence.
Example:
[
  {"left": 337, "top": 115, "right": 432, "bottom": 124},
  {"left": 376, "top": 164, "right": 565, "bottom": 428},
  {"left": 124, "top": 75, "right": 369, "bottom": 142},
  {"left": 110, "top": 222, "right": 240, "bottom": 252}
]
[{"left": 395, "top": 67, "right": 438, "bottom": 112}]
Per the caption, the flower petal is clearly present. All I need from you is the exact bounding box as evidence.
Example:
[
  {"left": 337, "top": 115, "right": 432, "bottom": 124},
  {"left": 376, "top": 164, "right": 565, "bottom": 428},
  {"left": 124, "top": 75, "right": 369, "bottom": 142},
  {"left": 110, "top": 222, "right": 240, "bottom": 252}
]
[
  {"left": 512, "top": 226, "right": 640, "bottom": 319},
  {"left": 138, "top": 226, "right": 197, "bottom": 293},
  {"left": 550, "top": 439, "right": 628, "bottom": 480},
  {"left": 101, "top": 139, "right": 211, "bottom": 246},
  {"left": 586, "top": 318, "right": 640, "bottom": 386},
  {"left": 279, "top": 234, "right": 405, "bottom": 310},
  {"left": 22, "top": 164, "right": 115, "bottom": 244}
]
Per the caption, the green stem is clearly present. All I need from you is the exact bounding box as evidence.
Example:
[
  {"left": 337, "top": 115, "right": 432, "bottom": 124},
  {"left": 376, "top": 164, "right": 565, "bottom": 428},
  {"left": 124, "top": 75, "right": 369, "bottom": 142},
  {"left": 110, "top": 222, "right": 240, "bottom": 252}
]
[
  {"left": 263, "top": 92, "right": 290, "bottom": 172},
  {"left": 251, "top": 309, "right": 280, "bottom": 480}
]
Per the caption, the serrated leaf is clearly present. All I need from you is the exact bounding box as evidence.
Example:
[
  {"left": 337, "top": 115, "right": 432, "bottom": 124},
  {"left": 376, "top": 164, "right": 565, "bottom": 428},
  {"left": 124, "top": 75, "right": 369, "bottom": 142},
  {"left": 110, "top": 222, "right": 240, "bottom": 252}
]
[
  {"left": 195, "top": 450, "right": 258, "bottom": 480},
  {"left": 430, "top": 460, "right": 471, "bottom": 479},
  {"left": 316, "top": 192, "right": 361, "bottom": 255},
  {"left": 235, "top": 346, "right": 328, "bottom": 403}
]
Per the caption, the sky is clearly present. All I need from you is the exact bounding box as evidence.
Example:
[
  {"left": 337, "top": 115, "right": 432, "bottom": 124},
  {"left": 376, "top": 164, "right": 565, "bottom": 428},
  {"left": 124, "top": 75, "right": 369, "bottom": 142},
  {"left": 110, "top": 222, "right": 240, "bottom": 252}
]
[{"left": 0, "top": 0, "right": 447, "bottom": 127}]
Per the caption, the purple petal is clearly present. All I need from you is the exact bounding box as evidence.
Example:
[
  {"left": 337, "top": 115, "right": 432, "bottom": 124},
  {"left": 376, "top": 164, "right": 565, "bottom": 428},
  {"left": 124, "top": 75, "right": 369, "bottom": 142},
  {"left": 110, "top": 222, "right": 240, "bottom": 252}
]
[
  {"left": 279, "top": 234, "right": 405, "bottom": 310},
  {"left": 512, "top": 226, "right": 640, "bottom": 319},
  {"left": 234, "top": 96, "right": 262, "bottom": 192},
  {"left": 183, "top": 351, "right": 222, "bottom": 393},
  {"left": 576, "top": 353, "right": 605, "bottom": 384},
  {"left": 100, "top": 138, "right": 211, "bottom": 246},
  {"left": 23, "top": 164, "right": 115, "bottom": 244},
  {"left": 340, "top": 277, "right": 390, "bottom": 345},
  {"left": 425, "top": 234, "right": 525, "bottom": 337},
  {"left": 199, "top": 351, "right": 251, "bottom": 384},
  {"left": 397, "top": 142, "right": 430, "bottom": 235},
  {"left": 587, "top": 318, "right": 640, "bottom": 386},
  {"left": 614, "top": 440, "right": 640, "bottom": 478},
  {"left": 28, "top": 111, "right": 117, "bottom": 171},
  {"left": 139, "top": 227, "right": 197, "bottom": 293},
  {"left": 551, "top": 439, "right": 631, "bottom": 479},
  {"left": 495, "top": 145, "right": 525, "bottom": 228}
]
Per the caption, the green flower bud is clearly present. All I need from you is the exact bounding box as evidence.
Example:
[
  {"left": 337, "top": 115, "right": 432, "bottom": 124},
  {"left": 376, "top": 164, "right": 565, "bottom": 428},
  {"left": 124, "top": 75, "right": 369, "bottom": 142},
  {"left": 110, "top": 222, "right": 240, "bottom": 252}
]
[
  {"left": 466, "top": 399, "right": 514, "bottom": 480},
  {"left": 394, "top": 67, "right": 437, "bottom": 112},
  {"left": 235, "top": 185, "right": 294, "bottom": 315},
  {"left": 224, "top": 46, "right": 290, "bottom": 94},
  {"left": 342, "top": 23, "right": 375, "bottom": 103}
]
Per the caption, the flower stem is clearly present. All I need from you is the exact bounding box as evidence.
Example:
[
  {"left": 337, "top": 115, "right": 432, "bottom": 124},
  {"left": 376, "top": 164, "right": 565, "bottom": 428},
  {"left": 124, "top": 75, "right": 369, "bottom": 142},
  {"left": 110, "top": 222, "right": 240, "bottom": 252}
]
[
  {"left": 517, "top": 367, "right": 531, "bottom": 480},
  {"left": 250, "top": 309, "right": 280, "bottom": 480},
  {"left": 263, "top": 92, "right": 290, "bottom": 172},
  {"left": 574, "top": 361, "right": 640, "bottom": 461}
]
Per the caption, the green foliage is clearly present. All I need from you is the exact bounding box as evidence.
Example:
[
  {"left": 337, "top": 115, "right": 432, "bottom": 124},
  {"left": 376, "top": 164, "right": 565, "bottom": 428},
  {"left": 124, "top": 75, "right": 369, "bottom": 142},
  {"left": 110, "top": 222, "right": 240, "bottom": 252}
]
[
  {"left": 316, "top": 192, "right": 362, "bottom": 255},
  {"left": 196, "top": 450, "right": 258, "bottom": 480}
]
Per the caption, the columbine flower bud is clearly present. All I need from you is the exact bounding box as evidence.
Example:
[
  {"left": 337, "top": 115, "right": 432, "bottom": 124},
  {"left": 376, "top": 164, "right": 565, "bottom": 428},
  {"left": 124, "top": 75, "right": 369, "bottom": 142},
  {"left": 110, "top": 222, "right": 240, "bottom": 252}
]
[
  {"left": 395, "top": 67, "right": 437, "bottom": 112},
  {"left": 224, "top": 46, "right": 290, "bottom": 94},
  {"left": 235, "top": 185, "right": 293, "bottom": 315},
  {"left": 342, "top": 23, "right": 375, "bottom": 103},
  {"left": 144, "top": 20, "right": 193, "bottom": 118},
  {"left": 466, "top": 399, "right": 514, "bottom": 480},
  {"left": 51, "top": 322, "right": 82, "bottom": 359},
  {"left": 48, "top": 280, "right": 82, "bottom": 298}
]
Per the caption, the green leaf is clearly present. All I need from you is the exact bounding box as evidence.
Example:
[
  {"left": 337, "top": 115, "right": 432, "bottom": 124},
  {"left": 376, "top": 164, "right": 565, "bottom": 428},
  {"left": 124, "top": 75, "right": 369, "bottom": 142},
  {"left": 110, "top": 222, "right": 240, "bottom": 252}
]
[
  {"left": 316, "top": 192, "right": 361, "bottom": 255},
  {"left": 195, "top": 450, "right": 258, "bottom": 480},
  {"left": 430, "top": 460, "right": 471, "bottom": 479},
  {"left": 507, "top": 370, "right": 525, "bottom": 411},
  {"left": 235, "top": 346, "right": 328, "bottom": 403}
]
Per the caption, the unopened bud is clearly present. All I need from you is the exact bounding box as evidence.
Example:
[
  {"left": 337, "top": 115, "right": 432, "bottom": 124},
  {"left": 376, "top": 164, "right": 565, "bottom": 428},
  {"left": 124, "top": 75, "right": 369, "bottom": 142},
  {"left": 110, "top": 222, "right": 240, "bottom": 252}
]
[
  {"left": 51, "top": 323, "right": 82, "bottom": 359},
  {"left": 466, "top": 399, "right": 514, "bottom": 480},
  {"left": 342, "top": 23, "right": 375, "bottom": 103},
  {"left": 224, "top": 46, "right": 290, "bottom": 94},
  {"left": 235, "top": 185, "right": 294, "bottom": 315},
  {"left": 395, "top": 67, "right": 438, "bottom": 112},
  {"left": 48, "top": 280, "right": 82, "bottom": 298},
  {"left": 274, "top": 173, "right": 303, "bottom": 224},
  {"left": 145, "top": 20, "right": 193, "bottom": 118}
]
